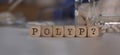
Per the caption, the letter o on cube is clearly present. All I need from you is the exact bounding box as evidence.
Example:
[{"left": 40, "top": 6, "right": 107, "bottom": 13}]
[{"left": 42, "top": 26, "right": 53, "bottom": 37}]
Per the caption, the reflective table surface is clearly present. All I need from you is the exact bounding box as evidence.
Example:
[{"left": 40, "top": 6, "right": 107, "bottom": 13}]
[{"left": 0, "top": 26, "right": 120, "bottom": 55}]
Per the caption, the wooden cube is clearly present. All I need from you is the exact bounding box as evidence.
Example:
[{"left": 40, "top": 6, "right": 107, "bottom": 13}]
[
  {"left": 76, "top": 26, "right": 87, "bottom": 38},
  {"left": 41, "top": 26, "right": 53, "bottom": 37},
  {"left": 88, "top": 26, "right": 99, "bottom": 37},
  {"left": 29, "top": 26, "right": 41, "bottom": 37},
  {"left": 64, "top": 26, "right": 75, "bottom": 37},
  {"left": 53, "top": 26, "right": 64, "bottom": 38}
]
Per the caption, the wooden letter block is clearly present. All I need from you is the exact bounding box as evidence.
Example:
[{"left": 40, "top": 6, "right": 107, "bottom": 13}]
[
  {"left": 64, "top": 26, "right": 75, "bottom": 37},
  {"left": 29, "top": 26, "right": 41, "bottom": 37},
  {"left": 42, "top": 26, "right": 52, "bottom": 37},
  {"left": 53, "top": 26, "right": 64, "bottom": 38},
  {"left": 76, "top": 26, "right": 87, "bottom": 38},
  {"left": 88, "top": 26, "right": 99, "bottom": 38}
]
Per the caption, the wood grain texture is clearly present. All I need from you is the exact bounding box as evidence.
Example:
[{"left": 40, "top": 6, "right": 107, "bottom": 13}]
[
  {"left": 64, "top": 26, "right": 75, "bottom": 38},
  {"left": 76, "top": 26, "right": 87, "bottom": 38},
  {"left": 29, "top": 26, "right": 41, "bottom": 37},
  {"left": 53, "top": 26, "right": 64, "bottom": 38},
  {"left": 88, "top": 26, "right": 99, "bottom": 38},
  {"left": 41, "top": 26, "right": 53, "bottom": 37}
]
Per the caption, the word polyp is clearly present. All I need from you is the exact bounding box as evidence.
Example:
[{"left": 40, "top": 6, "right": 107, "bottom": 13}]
[{"left": 29, "top": 25, "right": 99, "bottom": 38}]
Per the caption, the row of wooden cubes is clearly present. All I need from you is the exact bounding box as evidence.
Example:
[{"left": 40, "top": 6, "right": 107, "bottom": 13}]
[{"left": 29, "top": 26, "right": 99, "bottom": 38}]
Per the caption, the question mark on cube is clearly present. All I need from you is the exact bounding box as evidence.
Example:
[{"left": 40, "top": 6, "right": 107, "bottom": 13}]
[{"left": 88, "top": 26, "right": 99, "bottom": 38}]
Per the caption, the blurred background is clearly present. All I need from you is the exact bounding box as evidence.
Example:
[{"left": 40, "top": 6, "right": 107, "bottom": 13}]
[
  {"left": 0, "top": 0, "right": 75, "bottom": 25},
  {"left": 0, "top": 0, "right": 120, "bottom": 55}
]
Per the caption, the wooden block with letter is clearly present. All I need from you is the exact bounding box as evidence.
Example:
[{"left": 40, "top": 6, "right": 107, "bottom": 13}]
[
  {"left": 76, "top": 26, "right": 87, "bottom": 38},
  {"left": 64, "top": 26, "right": 75, "bottom": 37},
  {"left": 53, "top": 26, "right": 64, "bottom": 38},
  {"left": 29, "top": 26, "right": 41, "bottom": 37},
  {"left": 42, "top": 26, "right": 53, "bottom": 37},
  {"left": 88, "top": 26, "right": 99, "bottom": 38}
]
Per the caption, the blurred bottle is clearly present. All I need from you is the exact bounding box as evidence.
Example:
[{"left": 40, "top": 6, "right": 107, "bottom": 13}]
[
  {"left": 0, "top": 12, "right": 26, "bottom": 27},
  {"left": 0, "top": 12, "right": 16, "bottom": 25},
  {"left": 14, "top": 12, "right": 26, "bottom": 27}
]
